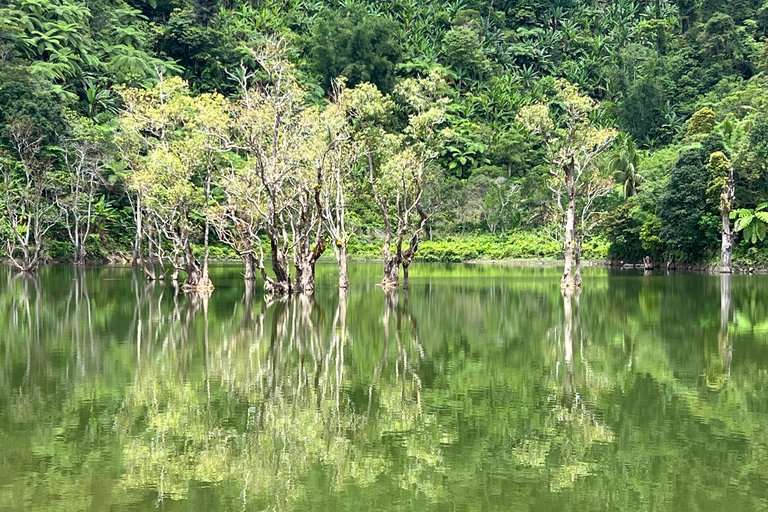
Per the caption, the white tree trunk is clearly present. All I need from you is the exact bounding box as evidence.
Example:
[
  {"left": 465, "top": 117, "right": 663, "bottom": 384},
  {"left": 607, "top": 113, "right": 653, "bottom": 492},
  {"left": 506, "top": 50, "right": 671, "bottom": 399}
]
[
  {"left": 561, "top": 160, "right": 578, "bottom": 288},
  {"left": 720, "top": 166, "right": 735, "bottom": 273}
]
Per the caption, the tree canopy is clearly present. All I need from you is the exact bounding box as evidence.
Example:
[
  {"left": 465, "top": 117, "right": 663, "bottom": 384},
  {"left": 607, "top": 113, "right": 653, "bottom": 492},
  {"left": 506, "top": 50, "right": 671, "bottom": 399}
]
[{"left": 3, "top": 0, "right": 768, "bottom": 271}]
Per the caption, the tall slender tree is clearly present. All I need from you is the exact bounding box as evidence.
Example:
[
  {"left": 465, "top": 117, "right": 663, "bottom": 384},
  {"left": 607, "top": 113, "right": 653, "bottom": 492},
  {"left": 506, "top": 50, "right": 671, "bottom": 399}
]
[
  {"left": 517, "top": 79, "right": 616, "bottom": 287},
  {"left": 228, "top": 41, "right": 324, "bottom": 294},
  {"left": 352, "top": 72, "right": 448, "bottom": 289},
  {"left": 708, "top": 151, "right": 736, "bottom": 273},
  {"left": 1, "top": 119, "right": 60, "bottom": 272},
  {"left": 57, "top": 116, "right": 112, "bottom": 265},
  {"left": 317, "top": 80, "right": 360, "bottom": 290}
]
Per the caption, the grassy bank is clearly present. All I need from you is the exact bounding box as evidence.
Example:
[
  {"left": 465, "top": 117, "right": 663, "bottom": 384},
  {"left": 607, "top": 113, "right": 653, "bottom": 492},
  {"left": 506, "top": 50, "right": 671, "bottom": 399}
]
[
  {"left": 44, "top": 232, "right": 610, "bottom": 264},
  {"left": 348, "top": 233, "right": 609, "bottom": 262}
]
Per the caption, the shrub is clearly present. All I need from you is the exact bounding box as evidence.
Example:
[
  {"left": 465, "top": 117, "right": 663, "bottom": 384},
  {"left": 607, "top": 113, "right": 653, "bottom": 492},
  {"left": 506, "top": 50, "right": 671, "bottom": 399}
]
[{"left": 45, "top": 240, "right": 74, "bottom": 262}]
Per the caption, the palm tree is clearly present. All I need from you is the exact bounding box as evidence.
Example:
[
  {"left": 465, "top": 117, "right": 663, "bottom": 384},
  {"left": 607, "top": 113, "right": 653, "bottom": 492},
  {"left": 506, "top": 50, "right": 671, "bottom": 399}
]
[{"left": 609, "top": 133, "right": 643, "bottom": 199}]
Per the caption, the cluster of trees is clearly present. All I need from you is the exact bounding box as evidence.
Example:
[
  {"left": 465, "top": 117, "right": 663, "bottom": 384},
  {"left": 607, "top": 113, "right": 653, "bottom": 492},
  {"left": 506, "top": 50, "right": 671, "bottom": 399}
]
[
  {"left": 116, "top": 41, "right": 452, "bottom": 293},
  {"left": 1, "top": 36, "right": 454, "bottom": 293},
  {"left": 606, "top": 99, "right": 768, "bottom": 272},
  {"left": 6, "top": 0, "right": 768, "bottom": 288}
]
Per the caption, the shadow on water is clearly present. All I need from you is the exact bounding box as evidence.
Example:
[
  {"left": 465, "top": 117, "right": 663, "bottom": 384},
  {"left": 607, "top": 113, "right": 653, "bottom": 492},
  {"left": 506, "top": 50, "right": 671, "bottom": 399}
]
[{"left": 1, "top": 264, "right": 768, "bottom": 510}]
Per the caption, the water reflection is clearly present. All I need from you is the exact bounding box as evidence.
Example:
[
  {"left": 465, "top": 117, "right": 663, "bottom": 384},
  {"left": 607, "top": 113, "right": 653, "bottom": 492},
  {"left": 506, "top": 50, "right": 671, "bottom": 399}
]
[
  {"left": 2, "top": 265, "right": 768, "bottom": 511},
  {"left": 719, "top": 274, "right": 733, "bottom": 377}
]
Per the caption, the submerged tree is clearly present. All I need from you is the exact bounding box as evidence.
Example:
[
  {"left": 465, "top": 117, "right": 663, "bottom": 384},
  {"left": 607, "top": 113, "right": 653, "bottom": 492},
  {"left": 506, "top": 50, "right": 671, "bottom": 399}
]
[
  {"left": 0, "top": 120, "right": 60, "bottom": 272},
  {"left": 212, "top": 159, "right": 262, "bottom": 281},
  {"left": 57, "top": 116, "right": 112, "bottom": 265},
  {"left": 708, "top": 151, "right": 736, "bottom": 273},
  {"left": 228, "top": 42, "right": 323, "bottom": 294},
  {"left": 517, "top": 79, "right": 616, "bottom": 287},
  {"left": 115, "top": 76, "right": 227, "bottom": 290},
  {"left": 317, "top": 80, "right": 360, "bottom": 290},
  {"left": 352, "top": 72, "right": 448, "bottom": 289}
]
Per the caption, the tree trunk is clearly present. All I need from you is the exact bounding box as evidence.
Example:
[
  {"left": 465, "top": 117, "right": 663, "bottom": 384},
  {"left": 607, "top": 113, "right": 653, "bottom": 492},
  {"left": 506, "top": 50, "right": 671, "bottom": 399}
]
[
  {"left": 11, "top": 244, "right": 42, "bottom": 273},
  {"left": 243, "top": 252, "right": 256, "bottom": 281},
  {"left": 254, "top": 242, "right": 291, "bottom": 295},
  {"left": 295, "top": 240, "right": 325, "bottom": 294},
  {"left": 264, "top": 277, "right": 291, "bottom": 295},
  {"left": 141, "top": 262, "right": 156, "bottom": 281},
  {"left": 643, "top": 256, "right": 654, "bottom": 271},
  {"left": 561, "top": 159, "right": 577, "bottom": 288},
  {"left": 337, "top": 244, "right": 349, "bottom": 289},
  {"left": 721, "top": 212, "right": 733, "bottom": 273},
  {"left": 382, "top": 254, "right": 399, "bottom": 289},
  {"left": 403, "top": 260, "right": 411, "bottom": 289},
  {"left": 132, "top": 196, "right": 142, "bottom": 267},
  {"left": 202, "top": 168, "right": 212, "bottom": 282},
  {"left": 573, "top": 228, "right": 582, "bottom": 288},
  {"left": 74, "top": 240, "right": 86, "bottom": 266},
  {"left": 720, "top": 166, "right": 736, "bottom": 273},
  {"left": 19, "top": 256, "right": 39, "bottom": 273},
  {"left": 182, "top": 241, "right": 213, "bottom": 290},
  {"left": 139, "top": 236, "right": 156, "bottom": 281},
  {"left": 667, "top": 254, "right": 676, "bottom": 271},
  {"left": 270, "top": 242, "right": 291, "bottom": 294},
  {"left": 295, "top": 256, "right": 316, "bottom": 294}
]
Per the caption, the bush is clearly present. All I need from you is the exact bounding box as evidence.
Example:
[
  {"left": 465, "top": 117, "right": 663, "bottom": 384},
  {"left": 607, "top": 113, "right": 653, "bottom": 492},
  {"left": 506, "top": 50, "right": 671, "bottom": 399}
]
[
  {"left": 347, "top": 243, "right": 381, "bottom": 259},
  {"left": 352, "top": 233, "right": 610, "bottom": 262},
  {"left": 85, "top": 234, "right": 107, "bottom": 261},
  {"left": 45, "top": 240, "right": 74, "bottom": 261},
  {"left": 193, "top": 244, "right": 239, "bottom": 260}
]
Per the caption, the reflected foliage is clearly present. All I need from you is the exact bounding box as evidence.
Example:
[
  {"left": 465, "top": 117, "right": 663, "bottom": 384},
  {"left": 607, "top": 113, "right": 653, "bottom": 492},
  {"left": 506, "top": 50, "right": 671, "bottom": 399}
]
[{"left": 2, "top": 264, "right": 768, "bottom": 510}]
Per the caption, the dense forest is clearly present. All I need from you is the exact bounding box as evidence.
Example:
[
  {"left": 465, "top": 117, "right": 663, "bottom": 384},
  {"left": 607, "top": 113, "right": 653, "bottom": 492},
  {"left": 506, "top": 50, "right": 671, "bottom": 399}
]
[{"left": 4, "top": 0, "right": 768, "bottom": 290}]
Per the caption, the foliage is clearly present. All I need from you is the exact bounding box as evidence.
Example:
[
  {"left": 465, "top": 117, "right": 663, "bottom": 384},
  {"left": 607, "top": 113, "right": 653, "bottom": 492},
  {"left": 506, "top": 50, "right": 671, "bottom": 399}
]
[
  {"left": 408, "top": 233, "right": 608, "bottom": 262},
  {"left": 306, "top": 7, "right": 402, "bottom": 94},
  {"left": 731, "top": 202, "right": 768, "bottom": 243},
  {"left": 686, "top": 107, "right": 718, "bottom": 137},
  {"left": 658, "top": 147, "right": 711, "bottom": 260},
  {"left": 604, "top": 203, "right": 645, "bottom": 261},
  {"left": 609, "top": 134, "right": 643, "bottom": 199},
  {"left": 441, "top": 27, "right": 492, "bottom": 81},
  {"left": 0, "top": 67, "right": 68, "bottom": 148},
  {"left": 4, "top": 0, "right": 768, "bottom": 267},
  {"left": 706, "top": 150, "right": 731, "bottom": 206},
  {"left": 639, "top": 215, "right": 664, "bottom": 259}
]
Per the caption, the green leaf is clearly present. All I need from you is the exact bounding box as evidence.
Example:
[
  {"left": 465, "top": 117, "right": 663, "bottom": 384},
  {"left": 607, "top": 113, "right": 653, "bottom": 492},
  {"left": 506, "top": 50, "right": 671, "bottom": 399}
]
[
  {"left": 755, "top": 222, "right": 768, "bottom": 243},
  {"left": 735, "top": 215, "right": 753, "bottom": 232}
]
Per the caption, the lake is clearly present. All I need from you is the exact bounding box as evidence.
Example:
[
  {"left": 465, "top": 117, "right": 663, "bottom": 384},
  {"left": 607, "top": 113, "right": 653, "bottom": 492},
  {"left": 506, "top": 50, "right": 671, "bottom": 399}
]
[{"left": 1, "top": 262, "right": 768, "bottom": 511}]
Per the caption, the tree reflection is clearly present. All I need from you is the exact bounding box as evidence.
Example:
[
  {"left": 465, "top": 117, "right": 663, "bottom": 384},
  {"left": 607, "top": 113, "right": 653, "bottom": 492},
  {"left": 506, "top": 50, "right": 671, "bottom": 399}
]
[
  {"left": 719, "top": 273, "right": 733, "bottom": 377},
  {"left": 525, "top": 287, "right": 614, "bottom": 491},
  {"left": 7, "top": 268, "right": 768, "bottom": 510},
  {"left": 115, "top": 287, "right": 446, "bottom": 507}
]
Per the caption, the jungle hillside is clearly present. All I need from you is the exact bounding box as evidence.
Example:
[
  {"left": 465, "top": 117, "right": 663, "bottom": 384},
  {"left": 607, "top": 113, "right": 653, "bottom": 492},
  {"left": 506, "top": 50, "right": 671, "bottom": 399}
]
[{"left": 3, "top": 0, "right": 768, "bottom": 289}]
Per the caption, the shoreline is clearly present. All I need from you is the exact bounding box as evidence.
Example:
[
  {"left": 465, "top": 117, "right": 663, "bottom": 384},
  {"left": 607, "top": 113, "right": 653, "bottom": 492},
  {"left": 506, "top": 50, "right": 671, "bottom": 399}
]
[{"left": 14, "top": 256, "right": 768, "bottom": 274}]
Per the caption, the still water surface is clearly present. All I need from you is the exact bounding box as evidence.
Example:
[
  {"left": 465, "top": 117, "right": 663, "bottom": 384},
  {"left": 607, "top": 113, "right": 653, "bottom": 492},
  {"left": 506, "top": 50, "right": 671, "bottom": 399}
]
[{"left": 1, "top": 263, "right": 768, "bottom": 511}]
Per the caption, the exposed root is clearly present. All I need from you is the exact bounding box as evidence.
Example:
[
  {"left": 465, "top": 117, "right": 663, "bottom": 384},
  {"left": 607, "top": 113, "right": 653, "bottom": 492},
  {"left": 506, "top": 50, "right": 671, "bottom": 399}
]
[
  {"left": 380, "top": 278, "right": 399, "bottom": 290},
  {"left": 183, "top": 275, "right": 215, "bottom": 291}
]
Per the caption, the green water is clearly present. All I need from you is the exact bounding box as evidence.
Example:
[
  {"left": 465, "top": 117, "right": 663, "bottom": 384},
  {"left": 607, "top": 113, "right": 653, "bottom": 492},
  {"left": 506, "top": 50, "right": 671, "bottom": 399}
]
[{"left": 1, "top": 263, "right": 768, "bottom": 511}]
